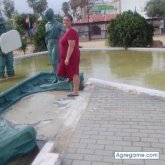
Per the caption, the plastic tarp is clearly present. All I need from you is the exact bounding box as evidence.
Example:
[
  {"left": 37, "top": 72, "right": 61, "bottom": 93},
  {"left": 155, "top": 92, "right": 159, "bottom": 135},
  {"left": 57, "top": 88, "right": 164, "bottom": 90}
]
[
  {"left": 0, "top": 117, "right": 36, "bottom": 165},
  {"left": 0, "top": 72, "right": 84, "bottom": 113}
]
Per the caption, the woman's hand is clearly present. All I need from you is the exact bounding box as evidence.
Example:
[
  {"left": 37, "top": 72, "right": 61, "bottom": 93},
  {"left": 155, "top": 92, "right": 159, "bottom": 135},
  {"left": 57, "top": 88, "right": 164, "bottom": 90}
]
[{"left": 65, "top": 58, "right": 69, "bottom": 65}]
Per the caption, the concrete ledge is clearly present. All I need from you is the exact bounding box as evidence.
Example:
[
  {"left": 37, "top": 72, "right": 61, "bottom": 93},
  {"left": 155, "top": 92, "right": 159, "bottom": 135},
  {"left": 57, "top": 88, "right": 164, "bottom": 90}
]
[
  {"left": 80, "top": 47, "right": 165, "bottom": 52},
  {"left": 31, "top": 153, "right": 60, "bottom": 165},
  {"left": 87, "top": 78, "right": 165, "bottom": 98},
  {"left": 14, "top": 47, "right": 165, "bottom": 61},
  {"left": 14, "top": 51, "right": 48, "bottom": 60},
  {"left": 80, "top": 47, "right": 124, "bottom": 51},
  {"left": 128, "top": 47, "right": 165, "bottom": 52},
  {"left": 32, "top": 142, "right": 60, "bottom": 165},
  {"left": 40, "top": 142, "right": 55, "bottom": 153}
]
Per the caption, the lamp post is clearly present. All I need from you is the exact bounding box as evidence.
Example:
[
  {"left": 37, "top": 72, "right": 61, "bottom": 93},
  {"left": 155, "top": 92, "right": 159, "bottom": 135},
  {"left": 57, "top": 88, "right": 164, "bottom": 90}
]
[{"left": 87, "top": 0, "right": 91, "bottom": 40}]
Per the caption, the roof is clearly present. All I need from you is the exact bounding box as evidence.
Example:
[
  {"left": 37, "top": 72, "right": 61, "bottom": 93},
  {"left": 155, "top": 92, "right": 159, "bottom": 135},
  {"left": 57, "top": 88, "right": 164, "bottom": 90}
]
[{"left": 73, "top": 14, "right": 117, "bottom": 24}]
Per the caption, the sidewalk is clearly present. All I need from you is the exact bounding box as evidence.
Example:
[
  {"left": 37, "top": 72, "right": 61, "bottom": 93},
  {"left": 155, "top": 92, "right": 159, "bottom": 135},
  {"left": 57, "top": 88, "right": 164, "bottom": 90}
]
[
  {"left": 79, "top": 40, "right": 108, "bottom": 48},
  {"left": 61, "top": 84, "right": 165, "bottom": 165},
  {"left": 79, "top": 36, "right": 165, "bottom": 48}
]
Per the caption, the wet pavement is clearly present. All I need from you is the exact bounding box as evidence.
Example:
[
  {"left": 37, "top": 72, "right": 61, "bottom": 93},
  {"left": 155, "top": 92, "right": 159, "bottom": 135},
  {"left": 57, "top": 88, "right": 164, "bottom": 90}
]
[{"left": 2, "top": 80, "right": 165, "bottom": 165}]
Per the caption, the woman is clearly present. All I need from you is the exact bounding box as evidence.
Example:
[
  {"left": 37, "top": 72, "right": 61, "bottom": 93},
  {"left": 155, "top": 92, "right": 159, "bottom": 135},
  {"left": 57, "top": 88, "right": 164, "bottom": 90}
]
[{"left": 57, "top": 14, "right": 80, "bottom": 96}]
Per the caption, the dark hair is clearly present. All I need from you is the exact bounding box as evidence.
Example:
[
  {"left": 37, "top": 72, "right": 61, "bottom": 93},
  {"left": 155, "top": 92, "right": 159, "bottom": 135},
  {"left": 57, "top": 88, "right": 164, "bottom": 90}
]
[{"left": 64, "top": 14, "right": 73, "bottom": 22}]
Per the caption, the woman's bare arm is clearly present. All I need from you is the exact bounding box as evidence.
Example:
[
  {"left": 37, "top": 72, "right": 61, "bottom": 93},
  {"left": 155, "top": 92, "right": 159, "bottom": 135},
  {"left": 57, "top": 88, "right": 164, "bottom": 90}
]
[{"left": 65, "top": 40, "right": 75, "bottom": 65}]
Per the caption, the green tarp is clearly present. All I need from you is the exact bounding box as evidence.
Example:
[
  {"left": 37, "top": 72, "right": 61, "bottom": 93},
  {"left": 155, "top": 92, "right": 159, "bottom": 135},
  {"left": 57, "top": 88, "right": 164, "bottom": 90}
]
[
  {"left": 0, "top": 117, "right": 36, "bottom": 165},
  {"left": 0, "top": 72, "right": 84, "bottom": 113}
]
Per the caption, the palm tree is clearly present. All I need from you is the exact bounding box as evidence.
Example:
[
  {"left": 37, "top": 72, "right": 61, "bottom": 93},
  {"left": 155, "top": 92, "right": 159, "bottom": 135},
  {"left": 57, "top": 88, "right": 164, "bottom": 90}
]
[
  {"left": 70, "top": 0, "right": 90, "bottom": 10},
  {"left": 26, "top": 0, "right": 47, "bottom": 14},
  {"left": 34, "top": 0, "right": 48, "bottom": 15},
  {"left": 27, "top": 0, "right": 35, "bottom": 12},
  {"left": 69, "top": 0, "right": 94, "bottom": 16},
  {"left": 62, "top": 2, "right": 70, "bottom": 15},
  {"left": 3, "top": 0, "right": 15, "bottom": 19}
]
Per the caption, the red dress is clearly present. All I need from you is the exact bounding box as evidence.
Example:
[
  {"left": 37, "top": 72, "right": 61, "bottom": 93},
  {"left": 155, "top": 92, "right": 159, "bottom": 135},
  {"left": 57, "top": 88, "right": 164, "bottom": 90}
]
[{"left": 57, "top": 28, "right": 80, "bottom": 81}]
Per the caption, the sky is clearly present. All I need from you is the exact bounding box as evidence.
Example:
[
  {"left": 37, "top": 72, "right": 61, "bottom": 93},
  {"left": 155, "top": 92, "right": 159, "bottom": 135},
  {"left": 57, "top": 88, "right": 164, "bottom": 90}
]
[
  {"left": 14, "top": 0, "right": 149, "bottom": 17},
  {"left": 14, "top": 0, "right": 68, "bottom": 15}
]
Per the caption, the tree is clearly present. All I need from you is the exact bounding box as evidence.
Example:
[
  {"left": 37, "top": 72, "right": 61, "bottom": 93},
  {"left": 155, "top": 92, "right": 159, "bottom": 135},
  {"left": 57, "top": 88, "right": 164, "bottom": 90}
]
[
  {"left": 70, "top": 0, "right": 81, "bottom": 10},
  {"left": 0, "top": 0, "right": 3, "bottom": 16},
  {"left": 70, "top": 0, "right": 91, "bottom": 9},
  {"left": 3, "top": 0, "right": 15, "bottom": 18},
  {"left": 145, "top": 0, "right": 165, "bottom": 18},
  {"left": 32, "top": 20, "right": 47, "bottom": 52},
  {"left": 26, "top": 0, "right": 47, "bottom": 15},
  {"left": 62, "top": 2, "right": 70, "bottom": 15},
  {"left": 69, "top": 0, "right": 94, "bottom": 20},
  {"left": 34, "top": 0, "right": 47, "bottom": 15},
  {"left": 107, "top": 10, "right": 154, "bottom": 49},
  {"left": 26, "top": 0, "right": 34, "bottom": 10},
  {"left": 70, "top": 0, "right": 94, "bottom": 11},
  {"left": 14, "top": 13, "right": 38, "bottom": 53}
]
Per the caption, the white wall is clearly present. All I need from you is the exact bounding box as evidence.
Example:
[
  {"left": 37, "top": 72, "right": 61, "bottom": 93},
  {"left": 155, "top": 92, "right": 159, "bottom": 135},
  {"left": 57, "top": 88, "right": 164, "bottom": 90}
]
[{"left": 121, "top": 0, "right": 149, "bottom": 18}]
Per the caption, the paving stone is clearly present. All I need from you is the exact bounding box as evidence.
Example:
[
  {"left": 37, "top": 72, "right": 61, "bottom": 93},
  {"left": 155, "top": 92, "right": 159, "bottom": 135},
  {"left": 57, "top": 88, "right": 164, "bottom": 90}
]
[
  {"left": 61, "top": 86, "right": 165, "bottom": 165},
  {"left": 72, "top": 160, "right": 91, "bottom": 165},
  {"left": 61, "top": 159, "right": 72, "bottom": 165}
]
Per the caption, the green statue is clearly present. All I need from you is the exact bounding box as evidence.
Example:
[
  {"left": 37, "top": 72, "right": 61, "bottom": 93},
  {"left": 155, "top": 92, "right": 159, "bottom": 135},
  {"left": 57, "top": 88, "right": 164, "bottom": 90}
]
[
  {"left": 44, "top": 8, "right": 65, "bottom": 82},
  {"left": 0, "top": 18, "right": 15, "bottom": 79}
]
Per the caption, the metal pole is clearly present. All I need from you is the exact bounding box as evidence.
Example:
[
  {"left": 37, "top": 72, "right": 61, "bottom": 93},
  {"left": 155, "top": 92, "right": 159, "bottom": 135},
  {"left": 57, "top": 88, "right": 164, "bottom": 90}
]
[{"left": 87, "top": 0, "right": 91, "bottom": 40}]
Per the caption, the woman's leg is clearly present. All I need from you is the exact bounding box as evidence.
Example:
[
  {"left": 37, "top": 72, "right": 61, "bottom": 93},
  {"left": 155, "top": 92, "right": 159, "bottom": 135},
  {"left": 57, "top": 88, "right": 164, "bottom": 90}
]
[{"left": 72, "top": 74, "right": 80, "bottom": 95}]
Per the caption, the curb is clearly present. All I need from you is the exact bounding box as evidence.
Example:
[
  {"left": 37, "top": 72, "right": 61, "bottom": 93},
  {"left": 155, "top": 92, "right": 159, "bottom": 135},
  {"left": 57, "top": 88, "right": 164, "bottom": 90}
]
[
  {"left": 31, "top": 142, "right": 60, "bottom": 165},
  {"left": 87, "top": 78, "right": 165, "bottom": 98}
]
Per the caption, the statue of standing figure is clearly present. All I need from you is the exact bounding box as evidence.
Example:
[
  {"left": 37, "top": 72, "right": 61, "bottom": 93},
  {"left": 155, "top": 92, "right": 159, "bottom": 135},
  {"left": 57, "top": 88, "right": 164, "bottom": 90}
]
[
  {"left": 44, "top": 8, "right": 65, "bottom": 82},
  {"left": 0, "top": 17, "right": 15, "bottom": 79}
]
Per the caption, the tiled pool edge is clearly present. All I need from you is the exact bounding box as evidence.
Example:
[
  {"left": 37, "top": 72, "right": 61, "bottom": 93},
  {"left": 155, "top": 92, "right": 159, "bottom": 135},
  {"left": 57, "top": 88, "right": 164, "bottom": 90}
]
[
  {"left": 87, "top": 78, "right": 165, "bottom": 99},
  {"left": 14, "top": 47, "right": 165, "bottom": 60},
  {"left": 14, "top": 51, "right": 48, "bottom": 59},
  {"left": 80, "top": 47, "right": 165, "bottom": 52}
]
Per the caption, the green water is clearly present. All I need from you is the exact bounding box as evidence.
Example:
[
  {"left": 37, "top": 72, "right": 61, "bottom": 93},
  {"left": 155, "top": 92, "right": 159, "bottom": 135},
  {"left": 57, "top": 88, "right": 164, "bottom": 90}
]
[{"left": 1, "top": 50, "right": 165, "bottom": 92}]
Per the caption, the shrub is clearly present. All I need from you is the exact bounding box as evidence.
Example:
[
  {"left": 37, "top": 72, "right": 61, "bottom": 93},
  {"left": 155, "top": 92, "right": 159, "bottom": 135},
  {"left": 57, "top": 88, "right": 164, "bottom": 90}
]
[
  {"left": 107, "top": 10, "right": 154, "bottom": 49},
  {"left": 32, "top": 20, "right": 47, "bottom": 52}
]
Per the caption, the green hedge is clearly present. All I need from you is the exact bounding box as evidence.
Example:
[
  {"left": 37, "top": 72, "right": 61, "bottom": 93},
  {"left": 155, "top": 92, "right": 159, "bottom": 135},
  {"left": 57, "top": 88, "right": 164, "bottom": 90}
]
[{"left": 107, "top": 10, "right": 154, "bottom": 49}]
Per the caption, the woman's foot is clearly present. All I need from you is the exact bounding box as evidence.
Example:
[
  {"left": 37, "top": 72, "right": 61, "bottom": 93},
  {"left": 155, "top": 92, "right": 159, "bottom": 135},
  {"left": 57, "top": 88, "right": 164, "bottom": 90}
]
[{"left": 67, "top": 92, "right": 79, "bottom": 97}]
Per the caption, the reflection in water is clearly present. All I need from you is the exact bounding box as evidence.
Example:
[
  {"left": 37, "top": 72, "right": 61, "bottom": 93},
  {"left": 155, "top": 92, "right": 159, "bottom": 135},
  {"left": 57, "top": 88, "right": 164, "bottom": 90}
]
[
  {"left": 0, "top": 55, "right": 52, "bottom": 92},
  {"left": 151, "top": 51, "right": 165, "bottom": 71},
  {"left": 1, "top": 50, "right": 165, "bottom": 92},
  {"left": 80, "top": 50, "right": 165, "bottom": 91},
  {"left": 109, "top": 51, "right": 152, "bottom": 77},
  {"left": 144, "top": 51, "right": 165, "bottom": 90},
  {"left": 81, "top": 51, "right": 112, "bottom": 80}
]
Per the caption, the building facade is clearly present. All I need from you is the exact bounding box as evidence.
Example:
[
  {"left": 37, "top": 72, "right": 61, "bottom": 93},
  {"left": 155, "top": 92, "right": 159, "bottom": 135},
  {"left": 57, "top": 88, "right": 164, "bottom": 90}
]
[
  {"left": 72, "top": 0, "right": 120, "bottom": 40},
  {"left": 71, "top": 0, "right": 163, "bottom": 40}
]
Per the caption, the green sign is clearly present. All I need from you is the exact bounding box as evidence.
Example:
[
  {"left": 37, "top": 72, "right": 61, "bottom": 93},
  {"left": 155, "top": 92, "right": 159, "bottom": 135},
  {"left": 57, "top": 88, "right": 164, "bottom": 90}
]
[{"left": 91, "top": 4, "right": 115, "bottom": 11}]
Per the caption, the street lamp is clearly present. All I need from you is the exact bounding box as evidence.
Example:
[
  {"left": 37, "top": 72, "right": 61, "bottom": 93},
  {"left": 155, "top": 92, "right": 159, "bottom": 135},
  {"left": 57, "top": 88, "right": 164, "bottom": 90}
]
[{"left": 87, "top": 0, "right": 91, "bottom": 40}]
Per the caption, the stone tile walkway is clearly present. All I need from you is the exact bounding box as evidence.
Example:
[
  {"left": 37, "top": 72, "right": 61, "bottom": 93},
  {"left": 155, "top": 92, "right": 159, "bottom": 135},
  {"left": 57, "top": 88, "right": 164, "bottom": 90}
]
[{"left": 61, "top": 86, "right": 165, "bottom": 165}]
